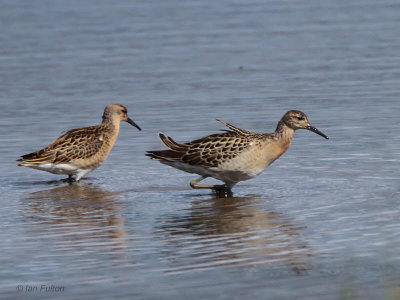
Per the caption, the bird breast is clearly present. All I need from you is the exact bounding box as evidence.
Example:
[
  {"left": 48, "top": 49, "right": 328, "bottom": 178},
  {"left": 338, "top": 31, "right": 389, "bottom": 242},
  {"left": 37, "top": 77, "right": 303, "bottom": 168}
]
[{"left": 217, "top": 138, "right": 292, "bottom": 178}]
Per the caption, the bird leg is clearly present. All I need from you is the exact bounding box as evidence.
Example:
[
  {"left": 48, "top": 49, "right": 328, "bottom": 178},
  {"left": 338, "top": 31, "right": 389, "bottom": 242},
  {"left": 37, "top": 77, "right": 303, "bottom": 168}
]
[
  {"left": 190, "top": 176, "right": 215, "bottom": 189},
  {"left": 189, "top": 177, "right": 233, "bottom": 197},
  {"left": 75, "top": 169, "right": 90, "bottom": 182},
  {"left": 61, "top": 175, "right": 75, "bottom": 184}
]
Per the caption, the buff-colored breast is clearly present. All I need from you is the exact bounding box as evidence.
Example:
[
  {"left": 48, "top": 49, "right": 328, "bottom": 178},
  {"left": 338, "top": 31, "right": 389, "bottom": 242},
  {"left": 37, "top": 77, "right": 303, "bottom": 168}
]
[
  {"left": 215, "top": 137, "right": 292, "bottom": 182},
  {"left": 70, "top": 123, "right": 120, "bottom": 170}
]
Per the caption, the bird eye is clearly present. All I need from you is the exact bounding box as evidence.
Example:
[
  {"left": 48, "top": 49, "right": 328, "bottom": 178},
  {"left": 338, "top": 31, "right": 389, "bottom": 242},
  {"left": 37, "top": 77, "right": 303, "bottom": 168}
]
[
  {"left": 297, "top": 116, "right": 304, "bottom": 121},
  {"left": 122, "top": 109, "right": 127, "bottom": 114}
]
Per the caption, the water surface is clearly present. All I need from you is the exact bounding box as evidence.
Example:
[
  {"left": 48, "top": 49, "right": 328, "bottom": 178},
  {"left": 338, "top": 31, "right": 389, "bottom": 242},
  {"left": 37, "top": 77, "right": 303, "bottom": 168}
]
[{"left": 1, "top": 0, "right": 400, "bottom": 299}]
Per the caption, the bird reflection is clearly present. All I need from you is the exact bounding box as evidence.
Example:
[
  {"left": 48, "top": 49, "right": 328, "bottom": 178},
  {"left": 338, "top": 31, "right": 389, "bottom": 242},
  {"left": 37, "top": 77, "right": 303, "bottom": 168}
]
[
  {"left": 23, "top": 183, "right": 130, "bottom": 265},
  {"left": 156, "top": 195, "right": 312, "bottom": 274}
]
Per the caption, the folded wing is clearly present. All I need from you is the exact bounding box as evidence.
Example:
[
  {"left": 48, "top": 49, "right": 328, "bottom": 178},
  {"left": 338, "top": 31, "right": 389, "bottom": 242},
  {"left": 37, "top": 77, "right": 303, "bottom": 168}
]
[{"left": 18, "top": 126, "right": 104, "bottom": 166}]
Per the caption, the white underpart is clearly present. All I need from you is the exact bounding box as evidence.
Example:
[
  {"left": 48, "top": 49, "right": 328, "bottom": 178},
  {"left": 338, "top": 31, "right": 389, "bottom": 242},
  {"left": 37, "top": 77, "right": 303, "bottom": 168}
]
[
  {"left": 161, "top": 154, "right": 267, "bottom": 187},
  {"left": 27, "top": 163, "right": 95, "bottom": 180},
  {"left": 161, "top": 161, "right": 212, "bottom": 178},
  {"left": 160, "top": 145, "right": 277, "bottom": 186}
]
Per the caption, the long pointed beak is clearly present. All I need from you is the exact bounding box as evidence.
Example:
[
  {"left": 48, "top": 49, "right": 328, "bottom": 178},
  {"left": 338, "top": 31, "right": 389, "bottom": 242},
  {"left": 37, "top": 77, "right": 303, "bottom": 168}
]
[
  {"left": 127, "top": 118, "right": 141, "bottom": 131},
  {"left": 306, "top": 124, "right": 328, "bottom": 139}
]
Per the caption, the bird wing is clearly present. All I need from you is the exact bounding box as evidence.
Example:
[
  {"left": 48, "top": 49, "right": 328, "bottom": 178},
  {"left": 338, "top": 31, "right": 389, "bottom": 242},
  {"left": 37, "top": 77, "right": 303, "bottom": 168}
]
[
  {"left": 18, "top": 125, "right": 104, "bottom": 165},
  {"left": 147, "top": 131, "right": 253, "bottom": 168},
  {"left": 184, "top": 132, "right": 252, "bottom": 167}
]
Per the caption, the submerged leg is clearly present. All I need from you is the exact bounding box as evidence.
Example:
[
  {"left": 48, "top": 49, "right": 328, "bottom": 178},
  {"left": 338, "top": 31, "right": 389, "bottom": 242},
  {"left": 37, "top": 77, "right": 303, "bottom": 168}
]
[
  {"left": 62, "top": 174, "right": 75, "bottom": 183},
  {"left": 213, "top": 184, "right": 233, "bottom": 198},
  {"left": 214, "top": 181, "right": 236, "bottom": 198}
]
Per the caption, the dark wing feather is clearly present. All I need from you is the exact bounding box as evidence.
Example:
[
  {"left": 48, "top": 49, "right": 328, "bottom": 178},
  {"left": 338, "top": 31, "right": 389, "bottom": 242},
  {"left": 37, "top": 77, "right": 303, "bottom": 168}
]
[{"left": 216, "top": 119, "right": 252, "bottom": 135}]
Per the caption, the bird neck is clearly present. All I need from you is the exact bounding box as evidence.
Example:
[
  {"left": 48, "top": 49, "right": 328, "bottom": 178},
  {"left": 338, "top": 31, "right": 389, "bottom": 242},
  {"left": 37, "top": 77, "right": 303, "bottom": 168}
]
[
  {"left": 275, "top": 120, "right": 295, "bottom": 143},
  {"left": 101, "top": 117, "right": 121, "bottom": 140}
]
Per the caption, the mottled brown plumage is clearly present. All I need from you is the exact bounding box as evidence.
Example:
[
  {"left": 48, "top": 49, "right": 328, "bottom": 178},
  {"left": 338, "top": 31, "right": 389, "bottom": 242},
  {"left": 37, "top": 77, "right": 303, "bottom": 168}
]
[
  {"left": 20, "top": 126, "right": 106, "bottom": 163},
  {"left": 18, "top": 103, "right": 141, "bottom": 181},
  {"left": 148, "top": 125, "right": 260, "bottom": 168},
  {"left": 146, "top": 110, "right": 328, "bottom": 192}
]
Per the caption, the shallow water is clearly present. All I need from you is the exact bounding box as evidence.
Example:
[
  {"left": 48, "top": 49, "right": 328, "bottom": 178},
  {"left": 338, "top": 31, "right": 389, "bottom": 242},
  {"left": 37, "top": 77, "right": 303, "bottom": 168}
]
[{"left": 1, "top": 0, "right": 400, "bottom": 299}]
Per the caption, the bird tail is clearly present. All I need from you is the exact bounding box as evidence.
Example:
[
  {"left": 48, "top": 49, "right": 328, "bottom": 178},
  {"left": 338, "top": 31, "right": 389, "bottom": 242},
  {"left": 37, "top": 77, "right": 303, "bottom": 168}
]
[
  {"left": 17, "top": 149, "right": 53, "bottom": 166},
  {"left": 146, "top": 133, "right": 187, "bottom": 161}
]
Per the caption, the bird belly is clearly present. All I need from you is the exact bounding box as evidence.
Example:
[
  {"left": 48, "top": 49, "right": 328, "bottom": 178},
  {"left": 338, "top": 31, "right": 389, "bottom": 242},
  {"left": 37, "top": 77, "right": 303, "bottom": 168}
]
[
  {"left": 160, "top": 143, "right": 286, "bottom": 185},
  {"left": 160, "top": 161, "right": 212, "bottom": 177},
  {"left": 27, "top": 163, "right": 80, "bottom": 175},
  {"left": 213, "top": 160, "right": 265, "bottom": 183},
  {"left": 214, "top": 146, "right": 282, "bottom": 182},
  {"left": 160, "top": 159, "right": 263, "bottom": 185}
]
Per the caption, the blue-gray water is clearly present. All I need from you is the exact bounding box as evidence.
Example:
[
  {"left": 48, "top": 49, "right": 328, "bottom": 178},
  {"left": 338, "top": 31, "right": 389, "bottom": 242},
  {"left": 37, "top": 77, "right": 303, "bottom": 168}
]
[{"left": 1, "top": 0, "right": 400, "bottom": 299}]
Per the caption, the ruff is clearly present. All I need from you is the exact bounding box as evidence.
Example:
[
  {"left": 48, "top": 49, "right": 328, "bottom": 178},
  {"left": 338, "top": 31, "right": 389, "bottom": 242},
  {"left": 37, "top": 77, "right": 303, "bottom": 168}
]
[
  {"left": 146, "top": 110, "right": 328, "bottom": 193},
  {"left": 18, "top": 103, "right": 141, "bottom": 181}
]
